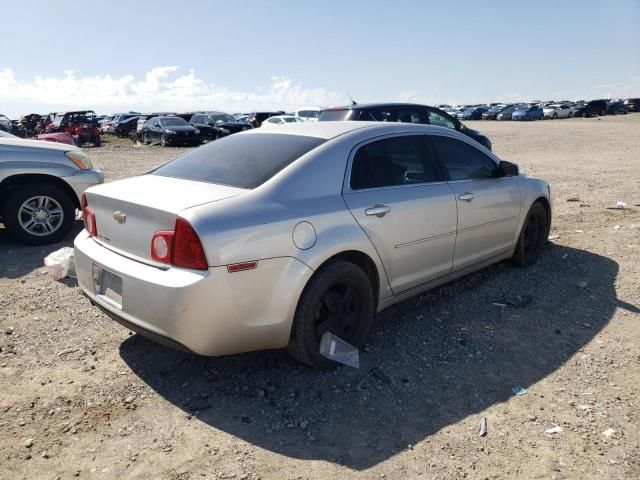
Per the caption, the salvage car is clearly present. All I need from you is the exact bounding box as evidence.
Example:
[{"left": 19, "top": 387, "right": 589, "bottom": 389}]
[
  {"left": 543, "top": 104, "right": 575, "bottom": 119},
  {"left": 482, "top": 105, "right": 511, "bottom": 120},
  {"left": 0, "top": 136, "right": 103, "bottom": 245},
  {"left": 457, "top": 106, "right": 489, "bottom": 120},
  {"left": 75, "top": 122, "right": 550, "bottom": 368},
  {"left": 246, "top": 111, "right": 285, "bottom": 128},
  {"left": 0, "top": 114, "right": 12, "bottom": 132},
  {"left": 45, "top": 111, "right": 102, "bottom": 147},
  {"left": 512, "top": 105, "right": 544, "bottom": 121},
  {"left": 261, "top": 115, "right": 305, "bottom": 126},
  {"left": 606, "top": 100, "right": 628, "bottom": 115},
  {"left": 113, "top": 116, "right": 140, "bottom": 138},
  {"left": 319, "top": 103, "right": 492, "bottom": 150},
  {"left": 141, "top": 116, "right": 201, "bottom": 147},
  {"left": 623, "top": 98, "right": 640, "bottom": 112},
  {"left": 573, "top": 99, "right": 608, "bottom": 118},
  {"left": 189, "top": 112, "right": 252, "bottom": 141}
]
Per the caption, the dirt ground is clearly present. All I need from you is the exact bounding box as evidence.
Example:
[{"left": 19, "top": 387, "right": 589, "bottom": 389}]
[{"left": 1, "top": 115, "right": 639, "bottom": 480}]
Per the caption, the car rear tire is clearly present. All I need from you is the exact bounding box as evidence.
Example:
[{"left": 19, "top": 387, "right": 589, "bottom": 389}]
[
  {"left": 160, "top": 135, "right": 167, "bottom": 147},
  {"left": 512, "top": 202, "right": 548, "bottom": 267},
  {"left": 552, "top": 113, "right": 558, "bottom": 119},
  {"left": 582, "top": 111, "right": 588, "bottom": 118},
  {"left": 288, "top": 260, "right": 375, "bottom": 369},
  {"left": 599, "top": 110, "right": 606, "bottom": 116},
  {"left": 142, "top": 133, "right": 150, "bottom": 145},
  {"left": 3, "top": 183, "right": 76, "bottom": 246},
  {"left": 568, "top": 112, "right": 574, "bottom": 118}
]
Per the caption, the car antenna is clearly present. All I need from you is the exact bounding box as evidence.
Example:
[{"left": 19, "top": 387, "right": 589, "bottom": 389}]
[{"left": 347, "top": 92, "right": 357, "bottom": 105}]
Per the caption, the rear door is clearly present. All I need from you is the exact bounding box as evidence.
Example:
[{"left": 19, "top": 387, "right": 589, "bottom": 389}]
[
  {"left": 426, "top": 134, "right": 521, "bottom": 271},
  {"left": 342, "top": 134, "right": 457, "bottom": 294}
]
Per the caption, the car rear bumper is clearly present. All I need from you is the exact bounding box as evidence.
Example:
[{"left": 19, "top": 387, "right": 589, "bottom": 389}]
[{"left": 74, "top": 231, "right": 313, "bottom": 356}]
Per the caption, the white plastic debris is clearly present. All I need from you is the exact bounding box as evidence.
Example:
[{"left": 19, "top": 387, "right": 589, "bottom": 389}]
[
  {"left": 319, "top": 332, "right": 359, "bottom": 368},
  {"left": 545, "top": 425, "right": 563, "bottom": 434},
  {"left": 44, "top": 247, "right": 76, "bottom": 280},
  {"left": 602, "top": 428, "right": 616, "bottom": 437},
  {"left": 512, "top": 386, "right": 528, "bottom": 395},
  {"left": 615, "top": 201, "right": 627, "bottom": 210}
]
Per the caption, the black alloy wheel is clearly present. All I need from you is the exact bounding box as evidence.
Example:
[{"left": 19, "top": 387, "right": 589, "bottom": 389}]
[{"left": 512, "top": 202, "right": 548, "bottom": 267}]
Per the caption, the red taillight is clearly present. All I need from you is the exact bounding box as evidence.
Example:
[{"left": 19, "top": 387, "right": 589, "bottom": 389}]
[
  {"left": 151, "top": 231, "right": 174, "bottom": 264},
  {"left": 81, "top": 194, "right": 97, "bottom": 237},
  {"left": 151, "top": 218, "right": 207, "bottom": 270},
  {"left": 173, "top": 218, "right": 208, "bottom": 270}
]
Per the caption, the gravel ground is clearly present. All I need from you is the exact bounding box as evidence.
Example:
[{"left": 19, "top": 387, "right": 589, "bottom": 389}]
[{"left": 1, "top": 116, "right": 639, "bottom": 480}]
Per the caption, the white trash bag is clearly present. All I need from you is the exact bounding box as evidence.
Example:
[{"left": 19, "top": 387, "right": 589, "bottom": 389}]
[{"left": 44, "top": 247, "right": 76, "bottom": 280}]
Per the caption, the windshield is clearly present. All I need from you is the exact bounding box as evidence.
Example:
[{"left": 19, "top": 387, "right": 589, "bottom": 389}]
[
  {"left": 152, "top": 133, "right": 326, "bottom": 189},
  {"left": 209, "top": 114, "right": 236, "bottom": 124},
  {"left": 159, "top": 117, "right": 189, "bottom": 127}
]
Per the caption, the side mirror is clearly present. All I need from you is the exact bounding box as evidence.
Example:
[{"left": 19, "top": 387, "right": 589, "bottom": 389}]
[{"left": 499, "top": 160, "right": 519, "bottom": 177}]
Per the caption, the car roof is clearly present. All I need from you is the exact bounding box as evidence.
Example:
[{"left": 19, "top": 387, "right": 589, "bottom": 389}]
[
  {"left": 245, "top": 121, "right": 464, "bottom": 140},
  {"left": 324, "top": 102, "right": 436, "bottom": 111}
]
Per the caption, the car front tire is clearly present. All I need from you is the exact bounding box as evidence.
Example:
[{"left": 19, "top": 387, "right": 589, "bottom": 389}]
[
  {"left": 288, "top": 260, "right": 375, "bottom": 369},
  {"left": 3, "top": 183, "right": 76, "bottom": 246},
  {"left": 512, "top": 202, "right": 548, "bottom": 267}
]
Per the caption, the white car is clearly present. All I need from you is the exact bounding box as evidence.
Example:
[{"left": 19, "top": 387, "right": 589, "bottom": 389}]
[
  {"left": 261, "top": 115, "right": 305, "bottom": 127},
  {"left": 543, "top": 104, "right": 574, "bottom": 119},
  {"left": 295, "top": 107, "right": 323, "bottom": 122}
]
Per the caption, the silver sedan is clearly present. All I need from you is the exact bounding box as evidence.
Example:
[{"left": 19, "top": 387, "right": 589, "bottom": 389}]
[{"left": 75, "top": 122, "right": 551, "bottom": 368}]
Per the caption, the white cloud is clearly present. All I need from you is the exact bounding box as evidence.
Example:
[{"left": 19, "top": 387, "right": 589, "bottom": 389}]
[{"left": 0, "top": 67, "right": 349, "bottom": 116}]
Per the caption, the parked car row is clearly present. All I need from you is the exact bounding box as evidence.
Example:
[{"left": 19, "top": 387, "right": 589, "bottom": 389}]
[{"left": 439, "top": 97, "right": 638, "bottom": 121}]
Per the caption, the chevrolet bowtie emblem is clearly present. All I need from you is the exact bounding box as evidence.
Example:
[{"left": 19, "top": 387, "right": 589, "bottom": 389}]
[{"left": 113, "top": 211, "right": 126, "bottom": 224}]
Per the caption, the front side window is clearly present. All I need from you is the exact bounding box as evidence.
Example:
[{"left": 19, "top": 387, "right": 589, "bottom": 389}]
[
  {"left": 350, "top": 135, "right": 441, "bottom": 190},
  {"left": 427, "top": 110, "right": 456, "bottom": 129},
  {"left": 427, "top": 135, "right": 498, "bottom": 181}
]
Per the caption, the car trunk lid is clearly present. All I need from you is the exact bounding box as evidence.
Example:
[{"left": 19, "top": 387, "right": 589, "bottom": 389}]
[{"left": 84, "top": 175, "right": 245, "bottom": 266}]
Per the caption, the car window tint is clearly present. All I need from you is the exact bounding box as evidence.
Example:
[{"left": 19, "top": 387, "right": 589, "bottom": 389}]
[
  {"left": 427, "top": 110, "right": 456, "bottom": 129},
  {"left": 152, "top": 133, "right": 325, "bottom": 189},
  {"left": 427, "top": 135, "right": 497, "bottom": 181},
  {"left": 350, "top": 135, "right": 440, "bottom": 190}
]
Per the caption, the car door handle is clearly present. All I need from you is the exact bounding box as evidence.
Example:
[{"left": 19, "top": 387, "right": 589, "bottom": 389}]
[
  {"left": 365, "top": 204, "right": 390, "bottom": 217},
  {"left": 458, "top": 192, "right": 475, "bottom": 202}
]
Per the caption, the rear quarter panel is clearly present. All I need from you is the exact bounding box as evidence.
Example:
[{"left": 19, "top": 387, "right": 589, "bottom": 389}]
[{"left": 182, "top": 131, "right": 394, "bottom": 301}]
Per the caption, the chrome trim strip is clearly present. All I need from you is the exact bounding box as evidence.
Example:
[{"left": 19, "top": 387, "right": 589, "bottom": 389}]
[
  {"left": 395, "top": 231, "right": 456, "bottom": 249},
  {"left": 457, "top": 216, "right": 517, "bottom": 233}
]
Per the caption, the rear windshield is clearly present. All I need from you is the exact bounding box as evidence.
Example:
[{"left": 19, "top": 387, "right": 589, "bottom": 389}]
[
  {"left": 152, "top": 133, "right": 325, "bottom": 189},
  {"left": 318, "top": 109, "right": 353, "bottom": 121}
]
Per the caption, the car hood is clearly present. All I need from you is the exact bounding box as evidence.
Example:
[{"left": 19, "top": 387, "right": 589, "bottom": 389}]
[{"left": 0, "top": 137, "right": 81, "bottom": 152}]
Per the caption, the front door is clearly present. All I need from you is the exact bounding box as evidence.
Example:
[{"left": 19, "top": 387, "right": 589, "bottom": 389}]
[
  {"left": 342, "top": 134, "right": 457, "bottom": 294},
  {"left": 426, "top": 134, "right": 522, "bottom": 271}
]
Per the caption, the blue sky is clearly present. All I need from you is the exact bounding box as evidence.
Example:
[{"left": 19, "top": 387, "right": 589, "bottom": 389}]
[{"left": 1, "top": 0, "right": 639, "bottom": 116}]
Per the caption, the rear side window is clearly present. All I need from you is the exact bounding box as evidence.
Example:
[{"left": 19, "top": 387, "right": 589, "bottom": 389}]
[
  {"left": 152, "top": 133, "right": 325, "bottom": 189},
  {"left": 318, "top": 109, "right": 355, "bottom": 121},
  {"left": 427, "top": 135, "right": 497, "bottom": 181},
  {"left": 350, "top": 135, "right": 441, "bottom": 190}
]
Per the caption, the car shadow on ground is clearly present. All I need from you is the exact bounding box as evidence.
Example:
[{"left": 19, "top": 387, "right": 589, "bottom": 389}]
[
  {"left": 0, "top": 223, "right": 83, "bottom": 279},
  {"left": 119, "top": 244, "right": 627, "bottom": 470}
]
